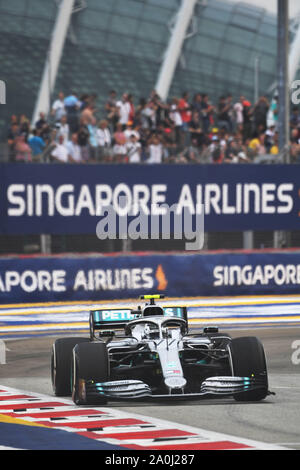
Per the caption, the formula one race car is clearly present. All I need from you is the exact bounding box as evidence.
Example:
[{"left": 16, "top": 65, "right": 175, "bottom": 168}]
[{"left": 51, "top": 295, "right": 271, "bottom": 405}]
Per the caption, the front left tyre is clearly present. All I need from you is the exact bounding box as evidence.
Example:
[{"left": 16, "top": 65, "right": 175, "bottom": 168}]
[
  {"left": 51, "top": 337, "right": 89, "bottom": 396},
  {"left": 71, "top": 341, "right": 109, "bottom": 405}
]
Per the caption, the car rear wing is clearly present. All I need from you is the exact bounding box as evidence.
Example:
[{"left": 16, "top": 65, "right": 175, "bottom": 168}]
[{"left": 89, "top": 306, "right": 188, "bottom": 336}]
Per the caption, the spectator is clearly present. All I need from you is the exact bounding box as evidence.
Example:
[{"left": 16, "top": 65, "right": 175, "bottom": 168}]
[
  {"left": 67, "top": 133, "right": 82, "bottom": 164},
  {"left": 87, "top": 118, "right": 99, "bottom": 162},
  {"left": 14, "top": 134, "right": 32, "bottom": 162},
  {"left": 253, "top": 96, "right": 269, "bottom": 133},
  {"left": 80, "top": 104, "right": 96, "bottom": 126},
  {"left": 217, "top": 96, "right": 231, "bottom": 132},
  {"left": 77, "top": 121, "right": 90, "bottom": 162},
  {"left": 136, "top": 98, "right": 147, "bottom": 128},
  {"left": 163, "top": 138, "right": 177, "bottom": 163},
  {"left": 8, "top": 114, "right": 18, "bottom": 128},
  {"left": 79, "top": 94, "right": 90, "bottom": 112},
  {"left": 51, "top": 135, "right": 69, "bottom": 163},
  {"left": 290, "top": 136, "right": 300, "bottom": 162},
  {"left": 209, "top": 135, "right": 224, "bottom": 164},
  {"left": 127, "top": 94, "right": 135, "bottom": 123},
  {"left": 28, "top": 129, "right": 46, "bottom": 162},
  {"left": 270, "top": 132, "right": 279, "bottom": 155},
  {"left": 291, "top": 127, "right": 300, "bottom": 144},
  {"left": 169, "top": 98, "right": 183, "bottom": 147},
  {"left": 189, "top": 111, "right": 204, "bottom": 147},
  {"left": 116, "top": 93, "right": 131, "bottom": 128},
  {"left": 6, "top": 87, "right": 298, "bottom": 165},
  {"left": 64, "top": 92, "right": 80, "bottom": 133},
  {"left": 19, "top": 115, "right": 30, "bottom": 141},
  {"left": 241, "top": 97, "right": 252, "bottom": 140},
  {"left": 105, "top": 90, "right": 119, "bottom": 130},
  {"left": 227, "top": 95, "right": 234, "bottom": 131},
  {"left": 124, "top": 121, "right": 140, "bottom": 142},
  {"left": 126, "top": 134, "right": 142, "bottom": 163},
  {"left": 192, "top": 93, "right": 203, "bottom": 117},
  {"left": 248, "top": 132, "right": 267, "bottom": 156},
  {"left": 7, "top": 118, "right": 20, "bottom": 162},
  {"left": 35, "top": 112, "right": 51, "bottom": 143},
  {"left": 146, "top": 134, "right": 164, "bottom": 164},
  {"left": 199, "top": 140, "right": 213, "bottom": 163},
  {"left": 55, "top": 115, "right": 69, "bottom": 145},
  {"left": 88, "top": 93, "right": 98, "bottom": 109},
  {"left": 178, "top": 92, "right": 191, "bottom": 148},
  {"left": 201, "top": 94, "right": 214, "bottom": 133},
  {"left": 290, "top": 106, "right": 300, "bottom": 129},
  {"left": 225, "top": 151, "right": 250, "bottom": 164},
  {"left": 179, "top": 138, "right": 202, "bottom": 163},
  {"left": 267, "top": 95, "right": 278, "bottom": 129},
  {"left": 35, "top": 111, "right": 47, "bottom": 131},
  {"left": 218, "top": 128, "right": 229, "bottom": 151},
  {"left": 141, "top": 100, "right": 157, "bottom": 130},
  {"left": 105, "top": 90, "right": 117, "bottom": 114},
  {"left": 225, "top": 136, "right": 239, "bottom": 161},
  {"left": 151, "top": 93, "right": 169, "bottom": 128},
  {"left": 178, "top": 92, "right": 192, "bottom": 130},
  {"left": 64, "top": 92, "right": 80, "bottom": 109},
  {"left": 265, "top": 125, "right": 276, "bottom": 152},
  {"left": 97, "top": 119, "right": 112, "bottom": 162},
  {"left": 51, "top": 92, "right": 66, "bottom": 122},
  {"left": 233, "top": 96, "right": 244, "bottom": 132},
  {"left": 113, "top": 123, "right": 127, "bottom": 162}
]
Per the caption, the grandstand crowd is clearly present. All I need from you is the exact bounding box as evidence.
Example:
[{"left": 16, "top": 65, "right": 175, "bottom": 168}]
[{"left": 6, "top": 89, "right": 300, "bottom": 164}]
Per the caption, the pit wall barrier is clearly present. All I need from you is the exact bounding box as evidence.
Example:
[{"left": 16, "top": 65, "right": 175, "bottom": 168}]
[{"left": 1, "top": 250, "right": 300, "bottom": 303}]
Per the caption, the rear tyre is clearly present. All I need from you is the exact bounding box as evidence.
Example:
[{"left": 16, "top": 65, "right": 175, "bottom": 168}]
[
  {"left": 72, "top": 342, "right": 109, "bottom": 405},
  {"left": 51, "top": 337, "right": 89, "bottom": 396},
  {"left": 228, "top": 336, "right": 268, "bottom": 402}
]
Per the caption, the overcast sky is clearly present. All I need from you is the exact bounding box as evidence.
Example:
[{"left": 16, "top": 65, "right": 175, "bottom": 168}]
[{"left": 230, "top": 0, "right": 300, "bottom": 18}]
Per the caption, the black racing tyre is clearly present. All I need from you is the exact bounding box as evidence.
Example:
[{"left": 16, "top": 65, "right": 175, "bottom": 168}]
[
  {"left": 228, "top": 336, "right": 268, "bottom": 402},
  {"left": 72, "top": 341, "right": 109, "bottom": 405},
  {"left": 51, "top": 337, "right": 89, "bottom": 396}
]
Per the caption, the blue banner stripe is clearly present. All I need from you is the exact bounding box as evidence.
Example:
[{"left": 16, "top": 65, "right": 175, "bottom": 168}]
[
  {"left": 1, "top": 163, "right": 300, "bottom": 234},
  {"left": 2, "top": 251, "right": 300, "bottom": 302}
]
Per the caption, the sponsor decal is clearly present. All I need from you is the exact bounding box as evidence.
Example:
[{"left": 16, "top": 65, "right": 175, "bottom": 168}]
[
  {"left": 0, "top": 265, "right": 168, "bottom": 294},
  {"left": 163, "top": 307, "right": 184, "bottom": 318},
  {"left": 95, "top": 310, "right": 134, "bottom": 322},
  {"left": 5, "top": 182, "right": 294, "bottom": 218},
  {"left": 2, "top": 250, "right": 300, "bottom": 303},
  {"left": 214, "top": 264, "right": 300, "bottom": 287},
  {"left": 1, "top": 164, "right": 299, "bottom": 235}
]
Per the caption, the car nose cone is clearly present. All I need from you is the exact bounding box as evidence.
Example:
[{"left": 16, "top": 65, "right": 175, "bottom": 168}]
[{"left": 164, "top": 377, "right": 187, "bottom": 390}]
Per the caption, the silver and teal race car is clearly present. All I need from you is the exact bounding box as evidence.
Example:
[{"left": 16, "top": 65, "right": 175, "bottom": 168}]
[{"left": 51, "top": 295, "right": 272, "bottom": 405}]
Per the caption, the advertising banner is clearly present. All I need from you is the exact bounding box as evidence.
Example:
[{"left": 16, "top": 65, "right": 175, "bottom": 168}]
[
  {"left": 0, "top": 163, "right": 300, "bottom": 234},
  {"left": 1, "top": 251, "right": 300, "bottom": 303}
]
